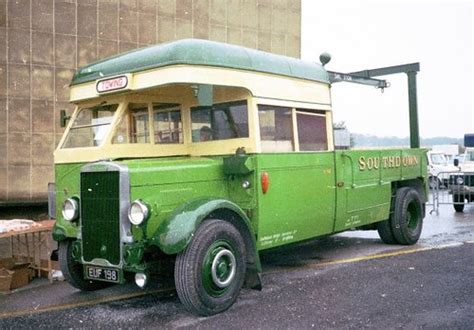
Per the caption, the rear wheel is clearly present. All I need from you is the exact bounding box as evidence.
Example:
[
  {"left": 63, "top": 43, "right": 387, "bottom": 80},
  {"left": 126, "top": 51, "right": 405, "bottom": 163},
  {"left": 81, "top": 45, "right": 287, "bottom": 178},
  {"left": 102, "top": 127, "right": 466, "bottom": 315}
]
[
  {"left": 453, "top": 195, "right": 465, "bottom": 212},
  {"left": 376, "top": 219, "right": 397, "bottom": 244},
  {"left": 59, "top": 240, "right": 112, "bottom": 291},
  {"left": 175, "top": 220, "right": 246, "bottom": 316},
  {"left": 390, "top": 187, "right": 424, "bottom": 245}
]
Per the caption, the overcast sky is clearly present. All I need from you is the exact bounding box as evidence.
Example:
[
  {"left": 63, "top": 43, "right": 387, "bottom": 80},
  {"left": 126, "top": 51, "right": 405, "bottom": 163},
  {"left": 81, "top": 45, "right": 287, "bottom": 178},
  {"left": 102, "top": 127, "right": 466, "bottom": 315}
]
[{"left": 301, "top": 0, "right": 473, "bottom": 139}]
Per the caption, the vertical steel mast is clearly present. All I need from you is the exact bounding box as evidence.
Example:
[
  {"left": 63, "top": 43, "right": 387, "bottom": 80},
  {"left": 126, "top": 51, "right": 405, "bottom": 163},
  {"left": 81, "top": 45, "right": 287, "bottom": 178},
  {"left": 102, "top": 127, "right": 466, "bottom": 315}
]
[{"left": 323, "top": 55, "right": 421, "bottom": 148}]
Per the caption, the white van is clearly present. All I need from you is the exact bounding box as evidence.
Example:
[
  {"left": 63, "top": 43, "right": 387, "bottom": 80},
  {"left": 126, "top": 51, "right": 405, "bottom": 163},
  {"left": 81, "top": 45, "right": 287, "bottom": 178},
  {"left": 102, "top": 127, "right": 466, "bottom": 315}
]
[{"left": 427, "top": 151, "right": 459, "bottom": 189}]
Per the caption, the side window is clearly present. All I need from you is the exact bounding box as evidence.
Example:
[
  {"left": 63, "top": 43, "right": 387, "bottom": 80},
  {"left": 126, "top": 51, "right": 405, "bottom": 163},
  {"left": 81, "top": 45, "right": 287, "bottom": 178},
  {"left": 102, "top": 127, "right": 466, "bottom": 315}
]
[
  {"left": 191, "top": 101, "right": 249, "bottom": 142},
  {"left": 153, "top": 104, "right": 183, "bottom": 144},
  {"left": 129, "top": 104, "right": 149, "bottom": 143},
  {"left": 296, "top": 110, "right": 328, "bottom": 151},
  {"left": 113, "top": 103, "right": 149, "bottom": 144},
  {"left": 258, "top": 105, "right": 294, "bottom": 152}
]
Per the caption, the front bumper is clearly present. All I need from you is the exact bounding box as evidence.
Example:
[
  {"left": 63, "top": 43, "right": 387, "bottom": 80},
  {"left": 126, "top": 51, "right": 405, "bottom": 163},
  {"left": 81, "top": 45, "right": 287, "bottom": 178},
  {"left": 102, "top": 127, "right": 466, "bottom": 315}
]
[
  {"left": 448, "top": 173, "right": 474, "bottom": 194},
  {"left": 71, "top": 239, "right": 148, "bottom": 284},
  {"left": 450, "top": 184, "right": 474, "bottom": 198}
]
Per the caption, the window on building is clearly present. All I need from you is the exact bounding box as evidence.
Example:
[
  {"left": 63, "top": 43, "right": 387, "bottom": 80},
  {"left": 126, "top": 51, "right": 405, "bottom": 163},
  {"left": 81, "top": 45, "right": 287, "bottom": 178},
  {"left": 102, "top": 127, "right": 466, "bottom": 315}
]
[
  {"left": 153, "top": 104, "right": 183, "bottom": 144},
  {"left": 296, "top": 110, "right": 328, "bottom": 151},
  {"left": 258, "top": 105, "right": 294, "bottom": 152},
  {"left": 191, "top": 100, "right": 249, "bottom": 142}
]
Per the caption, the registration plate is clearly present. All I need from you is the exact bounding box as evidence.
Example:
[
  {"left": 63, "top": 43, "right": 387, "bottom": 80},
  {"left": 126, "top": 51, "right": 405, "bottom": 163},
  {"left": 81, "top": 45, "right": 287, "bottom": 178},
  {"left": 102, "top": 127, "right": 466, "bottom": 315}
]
[{"left": 85, "top": 266, "right": 120, "bottom": 283}]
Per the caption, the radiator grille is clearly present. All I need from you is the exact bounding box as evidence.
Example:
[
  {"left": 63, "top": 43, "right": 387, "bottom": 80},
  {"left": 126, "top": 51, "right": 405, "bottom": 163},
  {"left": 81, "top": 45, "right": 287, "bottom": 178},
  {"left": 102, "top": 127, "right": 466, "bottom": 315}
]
[{"left": 81, "top": 171, "right": 121, "bottom": 265}]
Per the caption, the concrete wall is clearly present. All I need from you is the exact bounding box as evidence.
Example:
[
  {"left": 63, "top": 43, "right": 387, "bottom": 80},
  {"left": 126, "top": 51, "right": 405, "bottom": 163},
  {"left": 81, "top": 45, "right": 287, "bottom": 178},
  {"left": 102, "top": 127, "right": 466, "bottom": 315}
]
[{"left": 0, "top": 0, "right": 301, "bottom": 204}]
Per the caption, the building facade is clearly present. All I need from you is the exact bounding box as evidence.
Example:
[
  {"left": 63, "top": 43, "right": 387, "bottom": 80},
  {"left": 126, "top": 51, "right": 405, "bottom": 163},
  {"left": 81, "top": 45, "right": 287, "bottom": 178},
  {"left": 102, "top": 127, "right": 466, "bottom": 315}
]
[{"left": 0, "top": 0, "right": 301, "bottom": 204}]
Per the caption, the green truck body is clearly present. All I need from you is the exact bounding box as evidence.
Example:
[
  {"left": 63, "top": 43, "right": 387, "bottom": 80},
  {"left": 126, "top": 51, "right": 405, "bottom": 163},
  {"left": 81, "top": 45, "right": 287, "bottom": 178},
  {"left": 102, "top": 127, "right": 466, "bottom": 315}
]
[
  {"left": 53, "top": 150, "right": 427, "bottom": 283},
  {"left": 52, "top": 39, "right": 427, "bottom": 316}
]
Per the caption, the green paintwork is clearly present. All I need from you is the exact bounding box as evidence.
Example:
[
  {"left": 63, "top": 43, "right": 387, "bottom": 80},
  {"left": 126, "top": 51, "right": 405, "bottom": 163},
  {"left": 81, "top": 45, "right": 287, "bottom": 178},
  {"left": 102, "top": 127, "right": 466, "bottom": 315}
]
[
  {"left": 53, "top": 148, "right": 427, "bottom": 277},
  {"left": 52, "top": 162, "right": 85, "bottom": 242},
  {"left": 333, "top": 149, "right": 427, "bottom": 233},
  {"left": 70, "top": 39, "right": 330, "bottom": 86},
  {"left": 255, "top": 152, "right": 336, "bottom": 249},
  {"left": 151, "top": 198, "right": 253, "bottom": 255},
  {"left": 72, "top": 240, "right": 82, "bottom": 262},
  {"left": 223, "top": 154, "right": 254, "bottom": 175},
  {"left": 408, "top": 71, "right": 420, "bottom": 148},
  {"left": 52, "top": 225, "right": 67, "bottom": 242},
  {"left": 52, "top": 156, "right": 260, "bottom": 272},
  {"left": 123, "top": 242, "right": 146, "bottom": 272}
]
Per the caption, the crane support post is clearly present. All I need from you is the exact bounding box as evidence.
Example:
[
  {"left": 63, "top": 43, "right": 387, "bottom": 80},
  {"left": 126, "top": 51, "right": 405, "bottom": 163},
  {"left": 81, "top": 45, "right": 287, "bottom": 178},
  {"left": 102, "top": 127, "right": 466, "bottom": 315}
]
[
  {"left": 407, "top": 71, "right": 420, "bottom": 148},
  {"left": 334, "top": 62, "right": 421, "bottom": 149}
]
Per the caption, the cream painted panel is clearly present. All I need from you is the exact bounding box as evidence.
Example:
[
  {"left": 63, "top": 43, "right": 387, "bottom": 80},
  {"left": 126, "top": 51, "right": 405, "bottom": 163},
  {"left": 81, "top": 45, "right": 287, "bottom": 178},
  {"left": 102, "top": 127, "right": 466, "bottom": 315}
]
[
  {"left": 326, "top": 111, "right": 334, "bottom": 151},
  {"left": 70, "top": 83, "right": 97, "bottom": 101},
  {"left": 253, "top": 97, "right": 332, "bottom": 111},
  {"left": 70, "top": 65, "right": 331, "bottom": 106},
  {"left": 56, "top": 86, "right": 258, "bottom": 164},
  {"left": 54, "top": 138, "right": 256, "bottom": 164}
]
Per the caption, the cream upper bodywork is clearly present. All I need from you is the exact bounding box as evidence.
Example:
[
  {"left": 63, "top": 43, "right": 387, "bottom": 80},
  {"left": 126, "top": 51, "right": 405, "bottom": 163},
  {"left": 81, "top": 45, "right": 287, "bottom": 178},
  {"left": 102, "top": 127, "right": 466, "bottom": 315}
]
[{"left": 55, "top": 64, "right": 333, "bottom": 164}]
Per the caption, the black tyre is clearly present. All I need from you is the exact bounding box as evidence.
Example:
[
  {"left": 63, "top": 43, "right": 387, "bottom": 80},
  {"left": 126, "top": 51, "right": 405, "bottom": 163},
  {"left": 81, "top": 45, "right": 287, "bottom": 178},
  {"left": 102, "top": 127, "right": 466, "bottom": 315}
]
[
  {"left": 174, "top": 219, "right": 246, "bottom": 316},
  {"left": 376, "top": 219, "right": 397, "bottom": 244},
  {"left": 59, "top": 240, "right": 112, "bottom": 291},
  {"left": 453, "top": 195, "right": 465, "bottom": 212},
  {"left": 390, "top": 187, "right": 424, "bottom": 245}
]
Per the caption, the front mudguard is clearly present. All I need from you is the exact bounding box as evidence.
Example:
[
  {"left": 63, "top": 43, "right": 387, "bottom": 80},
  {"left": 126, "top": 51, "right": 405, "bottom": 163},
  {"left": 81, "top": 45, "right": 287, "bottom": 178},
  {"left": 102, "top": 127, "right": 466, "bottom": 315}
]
[
  {"left": 151, "top": 198, "right": 262, "bottom": 289},
  {"left": 52, "top": 221, "right": 79, "bottom": 242},
  {"left": 52, "top": 223, "right": 67, "bottom": 242}
]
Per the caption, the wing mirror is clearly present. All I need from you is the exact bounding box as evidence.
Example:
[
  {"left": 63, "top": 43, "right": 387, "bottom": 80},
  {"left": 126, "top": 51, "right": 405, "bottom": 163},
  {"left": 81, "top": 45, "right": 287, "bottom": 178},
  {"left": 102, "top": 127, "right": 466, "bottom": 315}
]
[{"left": 60, "top": 109, "right": 71, "bottom": 128}]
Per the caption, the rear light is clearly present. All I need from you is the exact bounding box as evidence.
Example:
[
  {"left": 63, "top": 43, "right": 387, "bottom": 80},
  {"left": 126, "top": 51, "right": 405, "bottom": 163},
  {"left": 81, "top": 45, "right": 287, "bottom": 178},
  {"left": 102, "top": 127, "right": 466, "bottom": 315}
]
[{"left": 261, "top": 172, "right": 269, "bottom": 194}]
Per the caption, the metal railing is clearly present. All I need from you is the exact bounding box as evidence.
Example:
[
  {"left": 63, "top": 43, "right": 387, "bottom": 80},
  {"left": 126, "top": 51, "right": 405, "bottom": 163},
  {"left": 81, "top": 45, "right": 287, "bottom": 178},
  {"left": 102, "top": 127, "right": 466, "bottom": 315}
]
[{"left": 429, "top": 171, "right": 474, "bottom": 214}]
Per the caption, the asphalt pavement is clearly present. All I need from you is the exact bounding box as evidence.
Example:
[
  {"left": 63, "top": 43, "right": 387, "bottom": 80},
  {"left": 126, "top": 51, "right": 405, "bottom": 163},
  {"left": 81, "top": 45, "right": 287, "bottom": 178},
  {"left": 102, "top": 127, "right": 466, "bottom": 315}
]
[{"left": 0, "top": 202, "right": 473, "bottom": 328}]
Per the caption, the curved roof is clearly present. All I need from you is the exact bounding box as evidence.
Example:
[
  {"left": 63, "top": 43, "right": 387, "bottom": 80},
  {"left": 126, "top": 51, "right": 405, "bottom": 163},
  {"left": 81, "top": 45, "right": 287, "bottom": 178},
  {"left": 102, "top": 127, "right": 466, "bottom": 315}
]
[{"left": 71, "top": 39, "right": 329, "bottom": 86}]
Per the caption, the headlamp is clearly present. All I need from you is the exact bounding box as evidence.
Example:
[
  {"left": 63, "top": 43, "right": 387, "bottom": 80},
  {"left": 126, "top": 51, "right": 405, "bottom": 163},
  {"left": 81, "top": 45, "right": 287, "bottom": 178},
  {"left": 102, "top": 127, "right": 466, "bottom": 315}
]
[
  {"left": 62, "top": 198, "right": 79, "bottom": 221},
  {"left": 128, "top": 200, "right": 149, "bottom": 225}
]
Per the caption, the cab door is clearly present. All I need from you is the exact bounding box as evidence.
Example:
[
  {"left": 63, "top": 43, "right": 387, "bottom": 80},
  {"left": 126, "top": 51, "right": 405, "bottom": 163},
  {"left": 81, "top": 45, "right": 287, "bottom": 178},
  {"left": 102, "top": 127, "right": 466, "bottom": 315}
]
[{"left": 255, "top": 106, "right": 336, "bottom": 250}]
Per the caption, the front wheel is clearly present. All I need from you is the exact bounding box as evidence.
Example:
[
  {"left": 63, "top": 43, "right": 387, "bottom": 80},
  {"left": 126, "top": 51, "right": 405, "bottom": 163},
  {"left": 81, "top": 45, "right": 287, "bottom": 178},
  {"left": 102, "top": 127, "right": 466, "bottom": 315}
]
[
  {"left": 59, "top": 240, "right": 112, "bottom": 291},
  {"left": 174, "top": 220, "right": 246, "bottom": 316}
]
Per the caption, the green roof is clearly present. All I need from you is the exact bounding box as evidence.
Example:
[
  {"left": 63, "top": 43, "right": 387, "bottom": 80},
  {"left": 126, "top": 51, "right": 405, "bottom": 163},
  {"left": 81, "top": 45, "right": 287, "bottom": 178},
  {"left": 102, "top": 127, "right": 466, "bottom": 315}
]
[{"left": 71, "top": 39, "right": 329, "bottom": 86}]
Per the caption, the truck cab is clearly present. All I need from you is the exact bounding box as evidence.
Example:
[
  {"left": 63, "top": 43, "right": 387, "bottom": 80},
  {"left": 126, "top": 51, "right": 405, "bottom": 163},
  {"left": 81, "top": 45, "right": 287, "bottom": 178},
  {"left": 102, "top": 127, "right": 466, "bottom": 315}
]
[
  {"left": 449, "top": 137, "right": 474, "bottom": 212},
  {"left": 52, "top": 39, "right": 427, "bottom": 316},
  {"left": 427, "top": 151, "right": 458, "bottom": 189},
  {"left": 458, "top": 148, "right": 474, "bottom": 172}
]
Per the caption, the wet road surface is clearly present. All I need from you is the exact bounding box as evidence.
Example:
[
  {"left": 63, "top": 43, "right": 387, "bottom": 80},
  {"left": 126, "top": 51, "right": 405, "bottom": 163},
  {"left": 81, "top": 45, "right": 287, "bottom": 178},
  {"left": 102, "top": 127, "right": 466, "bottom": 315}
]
[{"left": 0, "top": 202, "right": 473, "bottom": 328}]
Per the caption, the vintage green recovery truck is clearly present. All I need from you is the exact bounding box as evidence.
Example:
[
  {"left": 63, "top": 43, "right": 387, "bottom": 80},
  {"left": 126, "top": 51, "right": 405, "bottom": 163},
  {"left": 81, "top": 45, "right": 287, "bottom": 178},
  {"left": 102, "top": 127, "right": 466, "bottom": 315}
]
[{"left": 51, "top": 39, "right": 427, "bottom": 315}]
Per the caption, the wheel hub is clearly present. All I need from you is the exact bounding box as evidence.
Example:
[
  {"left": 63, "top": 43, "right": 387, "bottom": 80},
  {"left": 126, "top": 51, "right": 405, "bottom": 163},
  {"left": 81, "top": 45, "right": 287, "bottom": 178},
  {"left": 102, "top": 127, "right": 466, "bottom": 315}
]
[{"left": 211, "top": 249, "right": 236, "bottom": 288}]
